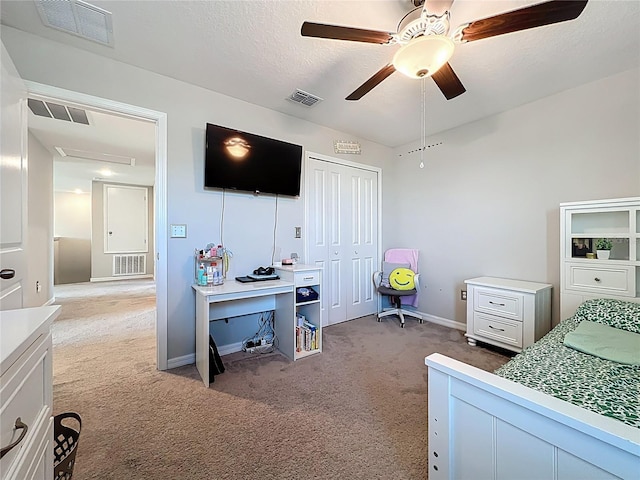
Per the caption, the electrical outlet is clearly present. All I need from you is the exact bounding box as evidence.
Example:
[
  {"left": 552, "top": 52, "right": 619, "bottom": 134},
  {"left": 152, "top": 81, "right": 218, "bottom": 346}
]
[
  {"left": 461, "top": 290, "right": 467, "bottom": 301},
  {"left": 36, "top": 281, "right": 42, "bottom": 293}
]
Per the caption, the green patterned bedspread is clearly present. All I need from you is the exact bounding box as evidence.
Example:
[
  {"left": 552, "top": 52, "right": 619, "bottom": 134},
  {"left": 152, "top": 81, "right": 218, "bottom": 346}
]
[{"left": 495, "top": 299, "right": 640, "bottom": 428}]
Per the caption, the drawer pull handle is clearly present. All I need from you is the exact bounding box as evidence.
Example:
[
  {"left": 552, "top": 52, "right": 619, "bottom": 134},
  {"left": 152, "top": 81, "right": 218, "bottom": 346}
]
[
  {"left": 488, "top": 301, "right": 505, "bottom": 307},
  {"left": 0, "top": 417, "right": 28, "bottom": 459},
  {"left": 488, "top": 325, "right": 505, "bottom": 332},
  {"left": 0, "top": 268, "right": 15, "bottom": 279},
  {"left": 594, "top": 277, "right": 601, "bottom": 282},
  {"left": 303, "top": 276, "right": 314, "bottom": 281}
]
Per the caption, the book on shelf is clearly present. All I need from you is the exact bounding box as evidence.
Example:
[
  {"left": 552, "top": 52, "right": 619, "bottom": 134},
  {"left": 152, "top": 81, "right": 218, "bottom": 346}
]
[{"left": 296, "top": 321, "right": 318, "bottom": 352}]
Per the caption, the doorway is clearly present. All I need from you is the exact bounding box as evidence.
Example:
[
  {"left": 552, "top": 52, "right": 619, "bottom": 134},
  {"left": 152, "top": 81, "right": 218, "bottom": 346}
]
[{"left": 26, "top": 80, "right": 169, "bottom": 370}]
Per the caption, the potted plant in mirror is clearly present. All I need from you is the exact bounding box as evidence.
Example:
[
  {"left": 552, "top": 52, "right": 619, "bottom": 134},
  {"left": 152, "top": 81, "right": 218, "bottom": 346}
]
[{"left": 595, "top": 238, "right": 613, "bottom": 260}]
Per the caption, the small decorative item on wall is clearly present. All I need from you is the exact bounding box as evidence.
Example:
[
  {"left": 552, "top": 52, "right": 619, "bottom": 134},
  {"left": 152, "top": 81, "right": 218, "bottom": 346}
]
[
  {"left": 334, "top": 140, "right": 361, "bottom": 155},
  {"left": 595, "top": 238, "right": 613, "bottom": 260},
  {"left": 572, "top": 238, "right": 592, "bottom": 257}
]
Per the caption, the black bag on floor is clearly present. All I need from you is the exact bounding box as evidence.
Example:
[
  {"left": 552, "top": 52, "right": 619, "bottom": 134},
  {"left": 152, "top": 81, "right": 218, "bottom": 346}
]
[{"left": 209, "top": 335, "right": 225, "bottom": 383}]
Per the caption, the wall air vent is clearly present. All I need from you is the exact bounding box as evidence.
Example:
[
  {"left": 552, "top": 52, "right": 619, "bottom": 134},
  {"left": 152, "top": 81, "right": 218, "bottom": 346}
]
[
  {"left": 28, "top": 99, "right": 90, "bottom": 125},
  {"left": 287, "top": 89, "right": 323, "bottom": 107},
  {"left": 35, "top": 0, "right": 114, "bottom": 47},
  {"left": 113, "top": 255, "right": 146, "bottom": 276}
]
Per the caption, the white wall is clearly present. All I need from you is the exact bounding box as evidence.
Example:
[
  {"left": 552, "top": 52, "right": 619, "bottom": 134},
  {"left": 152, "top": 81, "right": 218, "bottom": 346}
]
[
  {"left": 1, "top": 27, "right": 393, "bottom": 363},
  {"left": 25, "top": 133, "right": 53, "bottom": 306},
  {"left": 90, "top": 181, "right": 155, "bottom": 280},
  {"left": 387, "top": 67, "right": 640, "bottom": 327},
  {"left": 53, "top": 190, "right": 91, "bottom": 284},
  {"left": 54, "top": 191, "right": 91, "bottom": 239}
]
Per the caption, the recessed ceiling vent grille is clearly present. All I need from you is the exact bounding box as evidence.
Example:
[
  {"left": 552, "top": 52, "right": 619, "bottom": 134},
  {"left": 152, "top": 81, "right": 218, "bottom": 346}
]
[
  {"left": 28, "top": 99, "right": 90, "bottom": 125},
  {"left": 55, "top": 147, "right": 135, "bottom": 166},
  {"left": 35, "top": 0, "right": 114, "bottom": 47},
  {"left": 287, "top": 89, "right": 323, "bottom": 107}
]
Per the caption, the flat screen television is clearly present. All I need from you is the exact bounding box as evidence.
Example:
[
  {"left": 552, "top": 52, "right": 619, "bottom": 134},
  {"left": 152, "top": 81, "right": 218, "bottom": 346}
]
[{"left": 205, "top": 123, "right": 303, "bottom": 196}]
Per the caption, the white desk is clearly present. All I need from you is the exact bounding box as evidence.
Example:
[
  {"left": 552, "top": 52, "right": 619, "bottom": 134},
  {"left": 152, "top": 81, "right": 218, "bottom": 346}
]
[{"left": 193, "top": 279, "right": 295, "bottom": 387}]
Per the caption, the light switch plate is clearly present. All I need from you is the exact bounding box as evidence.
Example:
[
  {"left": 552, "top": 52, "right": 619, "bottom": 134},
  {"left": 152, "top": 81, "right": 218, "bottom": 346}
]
[{"left": 170, "top": 224, "right": 187, "bottom": 238}]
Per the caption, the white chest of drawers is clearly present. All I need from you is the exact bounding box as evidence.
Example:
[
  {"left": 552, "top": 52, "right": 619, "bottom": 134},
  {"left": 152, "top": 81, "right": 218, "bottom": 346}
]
[
  {"left": 464, "top": 277, "right": 552, "bottom": 353},
  {"left": 1, "top": 306, "right": 60, "bottom": 480}
]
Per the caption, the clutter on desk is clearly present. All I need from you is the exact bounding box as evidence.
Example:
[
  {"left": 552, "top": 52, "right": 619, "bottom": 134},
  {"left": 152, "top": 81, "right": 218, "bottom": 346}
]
[
  {"left": 296, "top": 286, "right": 318, "bottom": 303},
  {"left": 195, "top": 244, "right": 232, "bottom": 286},
  {"left": 281, "top": 252, "right": 299, "bottom": 266}
]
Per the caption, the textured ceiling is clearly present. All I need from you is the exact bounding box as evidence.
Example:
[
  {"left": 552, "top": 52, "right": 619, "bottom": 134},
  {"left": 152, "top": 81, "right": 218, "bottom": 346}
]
[{"left": 2, "top": 0, "right": 639, "bottom": 151}]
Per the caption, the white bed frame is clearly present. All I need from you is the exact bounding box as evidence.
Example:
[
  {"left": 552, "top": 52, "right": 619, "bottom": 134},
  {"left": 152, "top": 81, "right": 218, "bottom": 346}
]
[{"left": 425, "top": 353, "right": 640, "bottom": 480}]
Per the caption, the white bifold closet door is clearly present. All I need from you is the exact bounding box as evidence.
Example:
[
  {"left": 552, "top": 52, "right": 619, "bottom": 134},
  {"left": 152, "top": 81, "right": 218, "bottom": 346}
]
[{"left": 306, "top": 156, "right": 379, "bottom": 326}]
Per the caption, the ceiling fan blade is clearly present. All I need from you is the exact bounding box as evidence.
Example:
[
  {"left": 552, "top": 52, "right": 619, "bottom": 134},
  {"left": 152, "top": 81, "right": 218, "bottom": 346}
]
[
  {"left": 431, "top": 63, "right": 466, "bottom": 100},
  {"left": 301, "top": 22, "right": 394, "bottom": 44},
  {"left": 346, "top": 65, "right": 396, "bottom": 101},
  {"left": 423, "top": 0, "right": 455, "bottom": 16},
  {"left": 459, "top": 0, "right": 588, "bottom": 43}
]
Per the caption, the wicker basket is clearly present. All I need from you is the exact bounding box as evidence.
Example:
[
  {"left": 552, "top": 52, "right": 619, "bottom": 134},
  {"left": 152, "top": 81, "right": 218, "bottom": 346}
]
[{"left": 53, "top": 412, "right": 82, "bottom": 480}]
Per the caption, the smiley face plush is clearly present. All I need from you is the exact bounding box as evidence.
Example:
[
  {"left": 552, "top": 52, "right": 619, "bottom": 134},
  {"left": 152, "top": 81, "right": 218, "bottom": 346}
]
[{"left": 389, "top": 268, "right": 415, "bottom": 290}]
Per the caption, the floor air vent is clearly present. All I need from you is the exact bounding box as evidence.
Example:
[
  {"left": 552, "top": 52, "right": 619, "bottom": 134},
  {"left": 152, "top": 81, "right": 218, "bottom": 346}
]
[
  {"left": 287, "top": 89, "right": 323, "bottom": 107},
  {"left": 113, "top": 255, "right": 146, "bottom": 276}
]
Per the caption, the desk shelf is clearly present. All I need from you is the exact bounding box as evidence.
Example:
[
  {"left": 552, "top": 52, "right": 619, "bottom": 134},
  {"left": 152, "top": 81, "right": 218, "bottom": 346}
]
[{"left": 275, "top": 264, "right": 323, "bottom": 361}]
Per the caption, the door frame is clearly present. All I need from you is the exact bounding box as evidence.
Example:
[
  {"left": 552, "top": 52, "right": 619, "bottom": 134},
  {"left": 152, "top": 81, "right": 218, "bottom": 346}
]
[
  {"left": 24, "top": 80, "right": 169, "bottom": 370},
  {"left": 303, "top": 151, "right": 383, "bottom": 323}
]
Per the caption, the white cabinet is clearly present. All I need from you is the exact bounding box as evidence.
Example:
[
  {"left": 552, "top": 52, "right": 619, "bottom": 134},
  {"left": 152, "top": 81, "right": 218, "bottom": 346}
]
[
  {"left": 1, "top": 306, "right": 60, "bottom": 480},
  {"left": 560, "top": 197, "right": 640, "bottom": 319},
  {"left": 464, "top": 277, "right": 552, "bottom": 353},
  {"left": 274, "top": 265, "right": 322, "bottom": 360}
]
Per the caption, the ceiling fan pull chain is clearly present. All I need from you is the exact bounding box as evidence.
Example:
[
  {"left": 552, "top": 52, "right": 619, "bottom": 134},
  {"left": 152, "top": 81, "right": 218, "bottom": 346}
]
[{"left": 420, "top": 77, "right": 426, "bottom": 169}]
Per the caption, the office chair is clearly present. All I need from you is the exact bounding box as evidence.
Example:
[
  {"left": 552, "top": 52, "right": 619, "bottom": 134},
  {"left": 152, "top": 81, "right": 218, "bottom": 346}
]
[{"left": 373, "top": 262, "right": 423, "bottom": 328}]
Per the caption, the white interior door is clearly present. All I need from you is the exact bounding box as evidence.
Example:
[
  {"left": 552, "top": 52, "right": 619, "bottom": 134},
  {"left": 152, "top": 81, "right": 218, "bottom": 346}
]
[
  {"left": 306, "top": 155, "right": 379, "bottom": 326},
  {"left": 104, "top": 184, "right": 148, "bottom": 253},
  {"left": 0, "top": 43, "right": 27, "bottom": 310}
]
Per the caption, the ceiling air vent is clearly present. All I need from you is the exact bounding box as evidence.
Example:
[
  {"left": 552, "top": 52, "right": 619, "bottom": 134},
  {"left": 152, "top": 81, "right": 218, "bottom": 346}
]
[
  {"left": 55, "top": 147, "right": 135, "bottom": 166},
  {"left": 28, "top": 99, "right": 90, "bottom": 125},
  {"left": 35, "top": 0, "right": 114, "bottom": 47},
  {"left": 287, "top": 89, "right": 323, "bottom": 107}
]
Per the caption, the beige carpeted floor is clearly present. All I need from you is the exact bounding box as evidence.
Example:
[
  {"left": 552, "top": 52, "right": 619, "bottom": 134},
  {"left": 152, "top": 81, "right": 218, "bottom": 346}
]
[{"left": 52, "top": 280, "right": 510, "bottom": 480}]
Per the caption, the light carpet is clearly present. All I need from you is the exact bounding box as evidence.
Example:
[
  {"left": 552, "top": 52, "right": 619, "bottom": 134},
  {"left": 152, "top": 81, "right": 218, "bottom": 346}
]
[{"left": 52, "top": 280, "right": 510, "bottom": 479}]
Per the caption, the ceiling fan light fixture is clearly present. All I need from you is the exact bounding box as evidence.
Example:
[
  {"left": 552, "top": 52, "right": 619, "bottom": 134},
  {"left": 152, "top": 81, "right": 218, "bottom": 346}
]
[{"left": 392, "top": 35, "right": 454, "bottom": 79}]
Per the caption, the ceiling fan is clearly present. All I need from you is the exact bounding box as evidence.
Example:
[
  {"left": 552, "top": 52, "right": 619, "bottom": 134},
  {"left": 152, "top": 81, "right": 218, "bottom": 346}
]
[{"left": 301, "top": 0, "right": 588, "bottom": 101}]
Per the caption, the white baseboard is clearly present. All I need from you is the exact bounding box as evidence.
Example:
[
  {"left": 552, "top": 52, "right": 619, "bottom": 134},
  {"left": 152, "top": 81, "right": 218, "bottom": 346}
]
[
  {"left": 218, "top": 341, "right": 243, "bottom": 356},
  {"left": 44, "top": 297, "right": 56, "bottom": 306},
  {"left": 167, "top": 342, "right": 244, "bottom": 370},
  {"left": 90, "top": 274, "right": 153, "bottom": 282},
  {"left": 419, "top": 311, "right": 466, "bottom": 331},
  {"left": 167, "top": 353, "right": 194, "bottom": 370}
]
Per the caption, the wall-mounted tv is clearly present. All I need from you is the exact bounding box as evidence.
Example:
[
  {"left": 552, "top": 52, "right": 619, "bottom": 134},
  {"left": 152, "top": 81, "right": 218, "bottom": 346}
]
[{"left": 205, "top": 123, "right": 303, "bottom": 197}]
